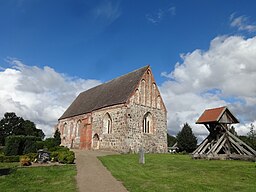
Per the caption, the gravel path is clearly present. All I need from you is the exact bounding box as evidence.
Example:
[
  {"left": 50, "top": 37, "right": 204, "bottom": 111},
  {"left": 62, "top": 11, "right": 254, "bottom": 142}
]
[{"left": 74, "top": 150, "right": 128, "bottom": 192}]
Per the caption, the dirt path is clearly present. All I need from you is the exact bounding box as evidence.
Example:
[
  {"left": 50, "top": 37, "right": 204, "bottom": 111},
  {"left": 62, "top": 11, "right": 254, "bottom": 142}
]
[{"left": 74, "top": 150, "right": 128, "bottom": 192}]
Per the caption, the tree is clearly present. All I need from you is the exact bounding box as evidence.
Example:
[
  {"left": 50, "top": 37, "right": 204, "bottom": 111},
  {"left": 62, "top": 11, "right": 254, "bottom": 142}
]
[
  {"left": 247, "top": 123, "right": 256, "bottom": 150},
  {"left": 54, "top": 128, "right": 61, "bottom": 146},
  {"left": 0, "top": 112, "right": 45, "bottom": 145},
  {"left": 167, "top": 133, "right": 176, "bottom": 147},
  {"left": 0, "top": 112, "right": 24, "bottom": 145},
  {"left": 176, "top": 123, "right": 197, "bottom": 153}
]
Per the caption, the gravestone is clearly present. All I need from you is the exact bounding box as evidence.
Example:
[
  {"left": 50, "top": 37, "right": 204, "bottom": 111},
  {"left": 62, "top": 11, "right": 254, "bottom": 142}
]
[{"left": 139, "top": 147, "right": 145, "bottom": 164}]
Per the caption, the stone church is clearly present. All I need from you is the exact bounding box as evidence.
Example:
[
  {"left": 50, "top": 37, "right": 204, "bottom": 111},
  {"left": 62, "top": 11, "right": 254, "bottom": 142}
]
[{"left": 57, "top": 66, "right": 167, "bottom": 153}]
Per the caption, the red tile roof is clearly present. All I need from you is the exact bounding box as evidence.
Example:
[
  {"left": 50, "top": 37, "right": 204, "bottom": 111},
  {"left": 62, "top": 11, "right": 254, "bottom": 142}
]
[{"left": 196, "top": 106, "right": 239, "bottom": 124}]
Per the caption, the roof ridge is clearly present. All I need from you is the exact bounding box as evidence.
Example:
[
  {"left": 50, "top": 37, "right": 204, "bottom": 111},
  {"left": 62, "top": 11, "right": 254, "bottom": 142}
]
[{"left": 59, "top": 65, "right": 149, "bottom": 120}]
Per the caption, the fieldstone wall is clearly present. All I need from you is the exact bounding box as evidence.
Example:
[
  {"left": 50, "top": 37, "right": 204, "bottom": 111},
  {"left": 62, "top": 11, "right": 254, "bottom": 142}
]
[{"left": 91, "top": 104, "right": 129, "bottom": 152}]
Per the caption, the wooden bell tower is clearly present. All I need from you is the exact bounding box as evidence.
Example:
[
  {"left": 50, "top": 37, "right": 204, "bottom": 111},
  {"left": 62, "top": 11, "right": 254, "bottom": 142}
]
[{"left": 192, "top": 106, "right": 256, "bottom": 161}]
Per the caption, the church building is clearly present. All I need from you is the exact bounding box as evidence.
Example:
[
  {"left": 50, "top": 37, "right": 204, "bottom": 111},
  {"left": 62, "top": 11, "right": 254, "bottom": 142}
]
[{"left": 57, "top": 66, "right": 167, "bottom": 153}]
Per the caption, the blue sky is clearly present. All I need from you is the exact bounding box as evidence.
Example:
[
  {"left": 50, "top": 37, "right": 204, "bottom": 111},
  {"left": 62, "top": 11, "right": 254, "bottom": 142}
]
[
  {"left": 1, "top": 0, "right": 255, "bottom": 82},
  {"left": 0, "top": 0, "right": 256, "bottom": 138}
]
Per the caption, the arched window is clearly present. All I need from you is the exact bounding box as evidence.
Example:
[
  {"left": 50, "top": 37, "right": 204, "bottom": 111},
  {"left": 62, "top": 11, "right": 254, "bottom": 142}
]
[
  {"left": 152, "top": 83, "right": 156, "bottom": 108},
  {"left": 76, "top": 120, "right": 81, "bottom": 137},
  {"left": 146, "top": 70, "right": 151, "bottom": 106},
  {"left": 141, "top": 79, "right": 146, "bottom": 105},
  {"left": 63, "top": 123, "right": 68, "bottom": 136},
  {"left": 70, "top": 122, "right": 74, "bottom": 138},
  {"left": 103, "top": 113, "right": 112, "bottom": 134},
  {"left": 135, "top": 89, "right": 140, "bottom": 104},
  {"left": 143, "top": 112, "right": 153, "bottom": 134}
]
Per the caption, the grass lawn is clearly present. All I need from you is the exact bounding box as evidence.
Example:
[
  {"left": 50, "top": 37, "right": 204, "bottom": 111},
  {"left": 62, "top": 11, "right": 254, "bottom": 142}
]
[
  {"left": 0, "top": 163, "right": 77, "bottom": 192},
  {"left": 99, "top": 154, "right": 256, "bottom": 192}
]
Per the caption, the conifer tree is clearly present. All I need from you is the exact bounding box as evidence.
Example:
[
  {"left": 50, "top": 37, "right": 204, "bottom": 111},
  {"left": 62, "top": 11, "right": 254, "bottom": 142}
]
[{"left": 176, "top": 123, "right": 197, "bottom": 153}]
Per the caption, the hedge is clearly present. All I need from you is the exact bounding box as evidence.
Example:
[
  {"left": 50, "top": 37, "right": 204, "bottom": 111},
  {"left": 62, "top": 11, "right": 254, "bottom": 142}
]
[
  {"left": 58, "top": 150, "right": 75, "bottom": 164},
  {"left": 4, "top": 135, "right": 41, "bottom": 156},
  {"left": 0, "top": 155, "right": 20, "bottom": 162}
]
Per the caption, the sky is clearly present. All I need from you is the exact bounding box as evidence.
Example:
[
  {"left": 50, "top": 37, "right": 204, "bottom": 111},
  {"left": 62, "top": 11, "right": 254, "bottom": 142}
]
[{"left": 0, "top": 0, "right": 256, "bottom": 140}]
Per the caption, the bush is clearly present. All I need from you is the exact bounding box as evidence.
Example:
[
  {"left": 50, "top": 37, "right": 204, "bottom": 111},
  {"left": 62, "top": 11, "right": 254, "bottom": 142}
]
[
  {"left": 43, "top": 138, "right": 57, "bottom": 150},
  {"left": 49, "top": 145, "right": 69, "bottom": 152},
  {"left": 36, "top": 141, "right": 45, "bottom": 150},
  {"left": 20, "top": 155, "right": 31, "bottom": 166},
  {"left": 0, "top": 155, "right": 20, "bottom": 162},
  {"left": 58, "top": 151, "right": 75, "bottom": 164},
  {"left": 23, "top": 136, "right": 40, "bottom": 154},
  {"left": 4, "top": 135, "right": 40, "bottom": 156},
  {"left": 50, "top": 151, "right": 59, "bottom": 162},
  {"left": 25, "top": 153, "right": 37, "bottom": 162},
  {"left": 4, "top": 136, "right": 23, "bottom": 156}
]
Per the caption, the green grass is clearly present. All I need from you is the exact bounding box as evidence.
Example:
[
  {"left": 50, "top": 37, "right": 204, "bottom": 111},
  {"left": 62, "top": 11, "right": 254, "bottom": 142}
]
[
  {"left": 0, "top": 164, "right": 77, "bottom": 192},
  {"left": 99, "top": 154, "right": 256, "bottom": 192}
]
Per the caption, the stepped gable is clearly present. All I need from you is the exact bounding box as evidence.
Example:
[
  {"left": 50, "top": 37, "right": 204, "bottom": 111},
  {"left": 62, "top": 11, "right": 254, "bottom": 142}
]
[{"left": 59, "top": 65, "right": 149, "bottom": 120}]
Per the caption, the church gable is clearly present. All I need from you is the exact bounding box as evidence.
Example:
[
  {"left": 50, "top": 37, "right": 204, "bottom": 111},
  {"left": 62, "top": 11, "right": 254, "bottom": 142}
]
[{"left": 129, "top": 67, "right": 166, "bottom": 111}]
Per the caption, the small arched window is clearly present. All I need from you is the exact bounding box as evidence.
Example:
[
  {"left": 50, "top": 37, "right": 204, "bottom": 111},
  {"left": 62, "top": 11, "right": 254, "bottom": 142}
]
[
  {"left": 103, "top": 113, "right": 112, "bottom": 134},
  {"left": 70, "top": 122, "right": 74, "bottom": 137},
  {"left": 63, "top": 123, "right": 68, "bottom": 136},
  {"left": 76, "top": 120, "right": 81, "bottom": 137},
  {"left": 135, "top": 89, "right": 140, "bottom": 104},
  {"left": 141, "top": 79, "right": 146, "bottom": 105},
  {"left": 143, "top": 112, "right": 153, "bottom": 134}
]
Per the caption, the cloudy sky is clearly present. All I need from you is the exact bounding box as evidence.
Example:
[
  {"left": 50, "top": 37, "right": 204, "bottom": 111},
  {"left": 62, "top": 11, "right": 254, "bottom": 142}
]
[{"left": 0, "top": 0, "right": 256, "bottom": 139}]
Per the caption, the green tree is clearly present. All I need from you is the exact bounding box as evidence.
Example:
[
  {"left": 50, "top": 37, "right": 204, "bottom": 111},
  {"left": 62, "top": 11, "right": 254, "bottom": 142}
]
[
  {"left": 247, "top": 123, "right": 256, "bottom": 150},
  {"left": 167, "top": 133, "right": 176, "bottom": 147},
  {"left": 0, "top": 112, "right": 45, "bottom": 145},
  {"left": 176, "top": 123, "right": 197, "bottom": 153},
  {"left": 0, "top": 112, "right": 24, "bottom": 145},
  {"left": 54, "top": 128, "right": 61, "bottom": 146}
]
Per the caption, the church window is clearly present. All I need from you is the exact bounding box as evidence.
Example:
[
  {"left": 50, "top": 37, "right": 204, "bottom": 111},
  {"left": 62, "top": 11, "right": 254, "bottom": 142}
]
[
  {"left": 143, "top": 112, "right": 153, "bottom": 134},
  {"left": 70, "top": 122, "right": 74, "bottom": 137},
  {"left": 135, "top": 89, "right": 140, "bottom": 104},
  {"left": 76, "top": 120, "right": 81, "bottom": 137},
  {"left": 103, "top": 113, "right": 112, "bottom": 134},
  {"left": 141, "top": 79, "right": 146, "bottom": 105},
  {"left": 63, "top": 123, "right": 68, "bottom": 136}
]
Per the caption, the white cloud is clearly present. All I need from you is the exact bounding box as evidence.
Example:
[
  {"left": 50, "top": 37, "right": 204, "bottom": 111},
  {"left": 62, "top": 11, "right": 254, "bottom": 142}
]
[
  {"left": 160, "top": 35, "right": 256, "bottom": 141},
  {"left": 146, "top": 6, "right": 176, "bottom": 24},
  {"left": 0, "top": 59, "right": 101, "bottom": 137},
  {"left": 92, "top": 1, "right": 121, "bottom": 25},
  {"left": 230, "top": 13, "right": 256, "bottom": 32}
]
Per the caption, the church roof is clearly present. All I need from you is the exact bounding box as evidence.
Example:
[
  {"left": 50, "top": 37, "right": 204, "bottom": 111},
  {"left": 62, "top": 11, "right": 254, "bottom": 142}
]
[
  {"left": 196, "top": 106, "right": 239, "bottom": 124},
  {"left": 59, "top": 65, "right": 149, "bottom": 120}
]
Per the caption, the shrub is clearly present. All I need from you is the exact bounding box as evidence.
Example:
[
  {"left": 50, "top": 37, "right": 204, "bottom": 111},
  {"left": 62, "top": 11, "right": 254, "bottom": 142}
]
[
  {"left": 4, "top": 135, "right": 40, "bottom": 156},
  {"left": 0, "top": 155, "right": 20, "bottom": 162},
  {"left": 58, "top": 151, "right": 75, "bottom": 164},
  {"left": 25, "top": 153, "right": 37, "bottom": 162},
  {"left": 23, "top": 136, "right": 40, "bottom": 154},
  {"left": 36, "top": 141, "right": 45, "bottom": 150},
  {"left": 20, "top": 155, "right": 31, "bottom": 166},
  {"left": 43, "top": 138, "right": 57, "bottom": 150},
  {"left": 49, "top": 145, "right": 69, "bottom": 152},
  {"left": 50, "top": 151, "right": 59, "bottom": 162},
  {"left": 4, "top": 136, "right": 24, "bottom": 156}
]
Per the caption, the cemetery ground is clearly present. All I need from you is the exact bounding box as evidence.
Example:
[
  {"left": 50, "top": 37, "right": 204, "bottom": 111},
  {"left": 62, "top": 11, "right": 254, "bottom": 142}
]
[
  {"left": 99, "top": 154, "right": 256, "bottom": 192},
  {"left": 0, "top": 153, "right": 255, "bottom": 192},
  {"left": 0, "top": 163, "right": 77, "bottom": 192}
]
